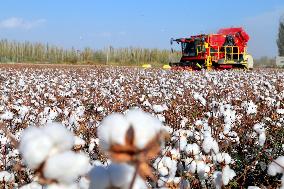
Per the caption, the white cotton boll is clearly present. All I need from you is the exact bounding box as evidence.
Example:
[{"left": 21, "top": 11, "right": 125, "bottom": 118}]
[
  {"left": 193, "top": 93, "right": 206, "bottom": 106},
  {"left": 258, "top": 132, "right": 266, "bottom": 146},
  {"left": 152, "top": 104, "right": 168, "bottom": 113},
  {"left": 196, "top": 161, "right": 206, "bottom": 174},
  {"left": 78, "top": 177, "right": 90, "bottom": 189},
  {"left": 223, "top": 124, "right": 232, "bottom": 134},
  {"left": 0, "top": 171, "right": 14, "bottom": 182},
  {"left": 43, "top": 123, "right": 75, "bottom": 154},
  {"left": 185, "top": 143, "right": 200, "bottom": 155},
  {"left": 46, "top": 183, "right": 78, "bottom": 189},
  {"left": 123, "top": 175, "right": 148, "bottom": 189},
  {"left": 224, "top": 153, "right": 232, "bottom": 165},
  {"left": 158, "top": 166, "right": 169, "bottom": 177},
  {"left": 267, "top": 156, "right": 284, "bottom": 176},
  {"left": 89, "top": 165, "right": 111, "bottom": 189},
  {"left": 276, "top": 109, "right": 284, "bottom": 114},
  {"left": 108, "top": 163, "right": 133, "bottom": 187},
  {"left": 76, "top": 106, "right": 85, "bottom": 117},
  {"left": 248, "top": 186, "right": 260, "bottom": 189},
  {"left": 216, "top": 153, "right": 224, "bottom": 163},
  {"left": 44, "top": 151, "right": 90, "bottom": 184},
  {"left": 222, "top": 165, "right": 236, "bottom": 185},
  {"left": 246, "top": 101, "right": 257, "bottom": 115},
  {"left": 213, "top": 171, "right": 223, "bottom": 189},
  {"left": 157, "top": 114, "right": 166, "bottom": 123},
  {"left": 142, "top": 100, "right": 152, "bottom": 108},
  {"left": 19, "top": 127, "right": 53, "bottom": 169},
  {"left": 126, "top": 109, "right": 163, "bottom": 149},
  {"left": 189, "top": 160, "right": 197, "bottom": 173},
  {"left": 0, "top": 111, "right": 14, "bottom": 120},
  {"left": 19, "top": 182, "right": 42, "bottom": 189},
  {"left": 88, "top": 138, "right": 97, "bottom": 152},
  {"left": 170, "top": 148, "right": 181, "bottom": 160},
  {"left": 74, "top": 136, "right": 86, "bottom": 147},
  {"left": 202, "top": 137, "right": 213, "bottom": 153},
  {"left": 180, "top": 117, "right": 188, "bottom": 128},
  {"left": 202, "top": 136, "right": 219, "bottom": 154},
  {"left": 253, "top": 123, "right": 265, "bottom": 134},
  {"left": 212, "top": 140, "right": 220, "bottom": 154},
  {"left": 98, "top": 113, "right": 130, "bottom": 150},
  {"left": 216, "top": 153, "right": 231, "bottom": 164},
  {"left": 157, "top": 179, "right": 165, "bottom": 187},
  {"left": 179, "top": 137, "right": 188, "bottom": 151}
]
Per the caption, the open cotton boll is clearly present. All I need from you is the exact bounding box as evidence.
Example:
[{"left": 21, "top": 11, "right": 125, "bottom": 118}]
[
  {"left": 45, "top": 183, "right": 78, "bottom": 189},
  {"left": 152, "top": 104, "right": 168, "bottom": 113},
  {"left": 253, "top": 123, "right": 265, "bottom": 134},
  {"left": 125, "top": 109, "right": 163, "bottom": 149},
  {"left": 267, "top": 156, "right": 284, "bottom": 176},
  {"left": 43, "top": 123, "right": 75, "bottom": 154},
  {"left": 248, "top": 186, "right": 261, "bottom": 189},
  {"left": 213, "top": 171, "right": 223, "bottom": 189},
  {"left": 19, "top": 127, "right": 53, "bottom": 169},
  {"left": 253, "top": 123, "right": 266, "bottom": 146},
  {"left": 19, "top": 182, "right": 42, "bottom": 189},
  {"left": 196, "top": 161, "right": 210, "bottom": 175},
  {"left": 74, "top": 136, "right": 86, "bottom": 147},
  {"left": 0, "top": 171, "right": 14, "bottom": 182},
  {"left": 108, "top": 163, "right": 134, "bottom": 187},
  {"left": 193, "top": 92, "right": 206, "bottom": 106},
  {"left": 202, "top": 135, "right": 219, "bottom": 154},
  {"left": 89, "top": 165, "right": 111, "bottom": 189},
  {"left": 0, "top": 111, "right": 14, "bottom": 120},
  {"left": 78, "top": 177, "right": 90, "bottom": 189},
  {"left": 222, "top": 165, "right": 236, "bottom": 185},
  {"left": 258, "top": 132, "right": 266, "bottom": 146},
  {"left": 188, "top": 160, "right": 197, "bottom": 173},
  {"left": 108, "top": 163, "right": 147, "bottom": 189},
  {"left": 122, "top": 175, "right": 148, "bottom": 189},
  {"left": 246, "top": 101, "right": 257, "bottom": 115},
  {"left": 43, "top": 151, "right": 90, "bottom": 184},
  {"left": 185, "top": 143, "right": 200, "bottom": 155},
  {"left": 98, "top": 113, "right": 130, "bottom": 151},
  {"left": 277, "top": 109, "right": 284, "bottom": 114},
  {"left": 216, "top": 153, "right": 232, "bottom": 164}
]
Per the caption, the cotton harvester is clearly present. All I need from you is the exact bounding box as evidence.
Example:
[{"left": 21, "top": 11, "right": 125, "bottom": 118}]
[{"left": 169, "top": 27, "right": 253, "bottom": 70}]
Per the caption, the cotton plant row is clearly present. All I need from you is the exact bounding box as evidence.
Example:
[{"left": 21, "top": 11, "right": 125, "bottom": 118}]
[
  {"left": 11, "top": 109, "right": 167, "bottom": 189},
  {"left": 0, "top": 65, "right": 283, "bottom": 188}
]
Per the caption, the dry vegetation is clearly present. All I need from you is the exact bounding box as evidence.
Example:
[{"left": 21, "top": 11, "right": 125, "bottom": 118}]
[{"left": 0, "top": 64, "right": 283, "bottom": 188}]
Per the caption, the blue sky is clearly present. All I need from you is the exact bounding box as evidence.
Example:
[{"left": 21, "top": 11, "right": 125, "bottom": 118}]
[{"left": 0, "top": 0, "right": 283, "bottom": 58}]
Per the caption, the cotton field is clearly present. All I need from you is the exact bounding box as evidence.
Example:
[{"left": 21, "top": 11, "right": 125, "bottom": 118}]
[{"left": 0, "top": 64, "right": 283, "bottom": 189}]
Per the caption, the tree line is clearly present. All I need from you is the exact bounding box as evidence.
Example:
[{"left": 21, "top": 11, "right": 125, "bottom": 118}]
[{"left": 0, "top": 39, "right": 180, "bottom": 66}]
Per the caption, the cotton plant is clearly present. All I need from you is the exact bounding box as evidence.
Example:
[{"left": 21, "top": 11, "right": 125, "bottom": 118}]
[
  {"left": 92, "top": 108, "right": 168, "bottom": 189},
  {"left": 267, "top": 156, "right": 284, "bottom": 189},
  {"left": 19, "top": 123, "right": 90, "bottom": 187}
]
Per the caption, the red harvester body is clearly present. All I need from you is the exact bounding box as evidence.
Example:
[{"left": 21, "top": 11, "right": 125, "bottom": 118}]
[{"left": 170, "top": 27, "right": 253, "bottom": 70}]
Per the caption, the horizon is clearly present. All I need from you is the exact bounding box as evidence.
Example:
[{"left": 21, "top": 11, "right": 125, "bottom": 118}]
[{"left": 0, "top": 0, "right": 284, "bottom": 58}]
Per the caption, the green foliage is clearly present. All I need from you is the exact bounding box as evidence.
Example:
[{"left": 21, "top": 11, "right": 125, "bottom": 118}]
[{"left": 0, "top": 39, "right": 180, "bottom": 65}]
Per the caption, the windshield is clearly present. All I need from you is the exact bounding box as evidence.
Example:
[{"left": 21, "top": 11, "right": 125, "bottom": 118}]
[{"left": 182, "top": 42, "right": 196, "bottom": 57}]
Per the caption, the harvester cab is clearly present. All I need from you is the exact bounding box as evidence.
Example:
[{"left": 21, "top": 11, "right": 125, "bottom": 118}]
[{"left": 170, "top": 27, "right": 253, "bottom": 70}]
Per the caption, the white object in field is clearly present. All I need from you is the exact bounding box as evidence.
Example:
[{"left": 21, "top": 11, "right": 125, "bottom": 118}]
[
  {"left": 245, "top": 54, "right": 254, "bottom": 69},
  {"left": 276, "top": 56, "right": 284, "bottom": 67}
]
